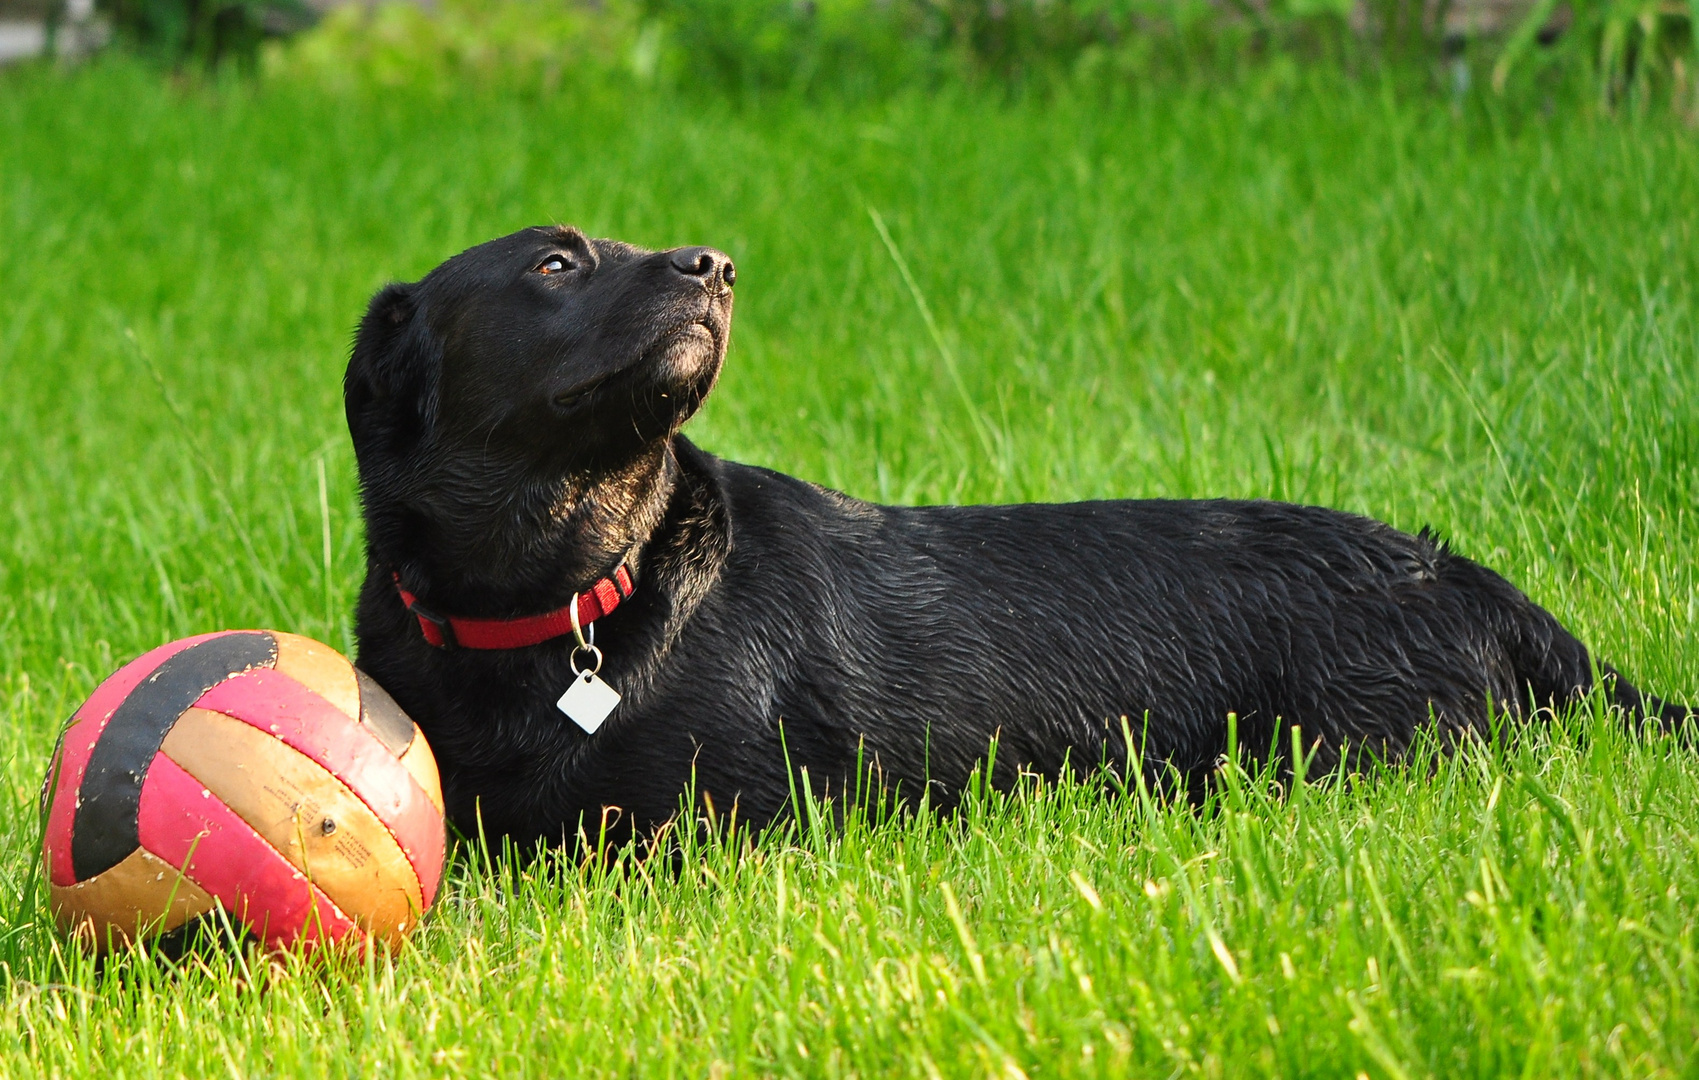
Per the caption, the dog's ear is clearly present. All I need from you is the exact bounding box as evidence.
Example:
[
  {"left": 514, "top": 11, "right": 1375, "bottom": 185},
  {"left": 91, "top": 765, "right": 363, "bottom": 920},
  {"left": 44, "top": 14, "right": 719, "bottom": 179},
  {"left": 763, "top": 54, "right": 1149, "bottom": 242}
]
[{"left": 345, "top": 281, "right": 440, "bottom": 455}]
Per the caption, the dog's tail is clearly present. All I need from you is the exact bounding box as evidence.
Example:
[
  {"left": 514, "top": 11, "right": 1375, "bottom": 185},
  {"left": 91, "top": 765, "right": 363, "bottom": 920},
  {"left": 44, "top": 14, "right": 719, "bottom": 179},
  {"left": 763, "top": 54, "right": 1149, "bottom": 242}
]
[
  {"left": 1446, "top": 548, "right": 1694, "bottom": 731},
  {"left": 1502, "top": 594, "right": 1693, "bottom": 731},
  {"left": 1594, "top": 663, "right": 1697, "bottom": 730}
]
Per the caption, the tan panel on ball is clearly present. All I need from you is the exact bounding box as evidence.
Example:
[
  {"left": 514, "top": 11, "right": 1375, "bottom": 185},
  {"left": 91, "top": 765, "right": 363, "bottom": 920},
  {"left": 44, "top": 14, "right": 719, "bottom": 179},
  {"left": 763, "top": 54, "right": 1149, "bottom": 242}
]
[
  {"left": 271, "top": 633, "right": 362, "bottom": 723},
  {"left": 161, "top": 707, "right": 424, "bottom": 946},
  {"left": 398, "top": 731, "right": 445, "bottom": 814},
  {"left": 51, "top": 847, "right": 216, "bottom": 950}
]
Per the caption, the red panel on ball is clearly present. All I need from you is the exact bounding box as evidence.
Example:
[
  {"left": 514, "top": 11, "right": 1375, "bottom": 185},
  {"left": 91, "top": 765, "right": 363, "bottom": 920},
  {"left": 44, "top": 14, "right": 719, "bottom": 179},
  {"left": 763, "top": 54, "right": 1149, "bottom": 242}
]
[
  {"left": 42, "top": 738, "right": 78, "bottom": 887},
  {"left": 194, "top": 669, "right": 446, "bottom": 905},
  {"left": 43, "top": 631, "right": 232, "bottom": 888},
  {"left": 137, "top": 753, "right": 360, "bottom": 950}
]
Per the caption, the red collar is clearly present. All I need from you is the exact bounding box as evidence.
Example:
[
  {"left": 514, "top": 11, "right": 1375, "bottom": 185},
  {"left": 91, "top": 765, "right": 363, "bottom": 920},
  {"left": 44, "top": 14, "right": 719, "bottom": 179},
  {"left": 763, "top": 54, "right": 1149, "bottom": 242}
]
[{"left": 392, "top": 564, "right": 635, "bottom": 650}]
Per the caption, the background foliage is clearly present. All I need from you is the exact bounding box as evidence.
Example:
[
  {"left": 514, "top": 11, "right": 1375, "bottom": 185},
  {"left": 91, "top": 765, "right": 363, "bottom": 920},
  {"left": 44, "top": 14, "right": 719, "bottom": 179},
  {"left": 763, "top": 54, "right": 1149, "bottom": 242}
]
[
  {"left": 58, "top": 0, "right": 1696, "bottom": 114},
  {"left": 93, "top": 0, "right": 312, "bottom": 69}
]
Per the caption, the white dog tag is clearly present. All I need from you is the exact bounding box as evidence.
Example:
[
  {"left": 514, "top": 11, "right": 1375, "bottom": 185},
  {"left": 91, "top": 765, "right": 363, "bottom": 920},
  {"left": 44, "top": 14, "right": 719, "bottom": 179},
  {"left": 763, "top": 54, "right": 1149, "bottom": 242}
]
[{"left": 557, "top": 669, "right": 621, "bottom": 734}]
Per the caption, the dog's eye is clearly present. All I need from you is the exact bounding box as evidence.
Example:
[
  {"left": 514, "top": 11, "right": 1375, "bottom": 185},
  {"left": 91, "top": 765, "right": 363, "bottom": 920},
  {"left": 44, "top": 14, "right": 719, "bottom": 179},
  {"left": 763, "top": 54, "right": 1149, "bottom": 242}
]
[{"left": 535, "top": 255, "right": 575, "bottom": 275}]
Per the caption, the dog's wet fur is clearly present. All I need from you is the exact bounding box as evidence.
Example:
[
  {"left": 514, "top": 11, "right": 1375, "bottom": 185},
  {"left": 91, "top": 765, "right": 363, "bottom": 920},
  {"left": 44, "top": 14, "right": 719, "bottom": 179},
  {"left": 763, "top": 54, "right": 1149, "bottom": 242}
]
[{"left": 346, "top": 225, "right": 1688, "bottom": 849}]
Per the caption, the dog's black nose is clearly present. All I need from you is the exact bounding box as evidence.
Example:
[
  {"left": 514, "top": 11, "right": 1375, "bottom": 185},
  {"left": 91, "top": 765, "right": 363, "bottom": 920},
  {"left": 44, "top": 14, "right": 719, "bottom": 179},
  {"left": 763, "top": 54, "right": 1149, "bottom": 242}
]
[{"left": 669, "top": 247, "right": 735, "bottom": 290}]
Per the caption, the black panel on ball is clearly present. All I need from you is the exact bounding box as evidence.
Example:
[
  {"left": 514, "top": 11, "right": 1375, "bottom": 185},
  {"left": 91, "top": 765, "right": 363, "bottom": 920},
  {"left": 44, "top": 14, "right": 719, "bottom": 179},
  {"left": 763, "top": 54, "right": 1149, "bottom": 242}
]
[
  {"left": 71, "top": 632, "right": 279, "bottom": 881},
  {"left": 355, "top": 669, "right": 415, "bottom": 757}
]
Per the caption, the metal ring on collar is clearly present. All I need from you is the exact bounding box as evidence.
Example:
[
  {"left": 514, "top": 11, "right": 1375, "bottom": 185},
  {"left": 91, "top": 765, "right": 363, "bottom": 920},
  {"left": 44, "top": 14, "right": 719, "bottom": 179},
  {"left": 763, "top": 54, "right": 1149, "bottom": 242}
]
[
  {"left": 569, "top": 592, "right": 594, "bottom": 651},
  {"left": 570, "top": 643, "right": 603, "bottom": 677}
]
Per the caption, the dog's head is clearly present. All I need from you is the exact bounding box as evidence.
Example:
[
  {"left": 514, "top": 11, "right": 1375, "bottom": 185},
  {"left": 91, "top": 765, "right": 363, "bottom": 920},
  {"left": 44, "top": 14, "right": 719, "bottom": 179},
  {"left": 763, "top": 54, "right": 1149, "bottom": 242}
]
[{"left": 345, "top": 226, "right": 734, "bottom": 591}]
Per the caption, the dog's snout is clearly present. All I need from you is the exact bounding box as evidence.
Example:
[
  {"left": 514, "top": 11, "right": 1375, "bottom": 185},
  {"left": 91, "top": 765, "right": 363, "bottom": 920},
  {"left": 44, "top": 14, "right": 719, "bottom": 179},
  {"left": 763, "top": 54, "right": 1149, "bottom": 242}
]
[{"left": 669, "top": 247, "right": 735, "bottom": 290}]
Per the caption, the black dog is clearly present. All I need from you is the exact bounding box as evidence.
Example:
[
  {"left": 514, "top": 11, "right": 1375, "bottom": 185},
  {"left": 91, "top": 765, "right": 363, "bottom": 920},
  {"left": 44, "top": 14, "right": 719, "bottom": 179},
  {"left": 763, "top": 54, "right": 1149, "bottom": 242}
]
[{"left": 345, "top": 226, "right": 1686, "bottom": 849}]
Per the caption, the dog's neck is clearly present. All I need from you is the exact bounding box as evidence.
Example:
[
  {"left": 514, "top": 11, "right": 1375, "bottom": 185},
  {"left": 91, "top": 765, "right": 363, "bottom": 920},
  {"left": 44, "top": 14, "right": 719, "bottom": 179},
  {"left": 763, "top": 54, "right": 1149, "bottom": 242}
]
[{"left": 372, "top": 441, "right": 682, "bottom": 619}]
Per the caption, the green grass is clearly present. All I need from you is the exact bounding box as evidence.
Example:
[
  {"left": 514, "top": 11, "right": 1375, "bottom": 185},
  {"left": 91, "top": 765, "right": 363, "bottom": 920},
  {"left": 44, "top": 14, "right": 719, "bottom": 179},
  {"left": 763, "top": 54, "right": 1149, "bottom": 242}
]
[{"left": 2, "top": 58, "right": 1698, "bottom": 1076}]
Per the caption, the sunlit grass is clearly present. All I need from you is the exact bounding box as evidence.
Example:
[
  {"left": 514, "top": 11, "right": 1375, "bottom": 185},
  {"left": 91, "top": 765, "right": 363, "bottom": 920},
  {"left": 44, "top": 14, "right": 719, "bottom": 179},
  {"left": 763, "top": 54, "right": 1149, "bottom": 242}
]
[{"left": 1, "top": 58, "right": 1696, "bottom": 1076}]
